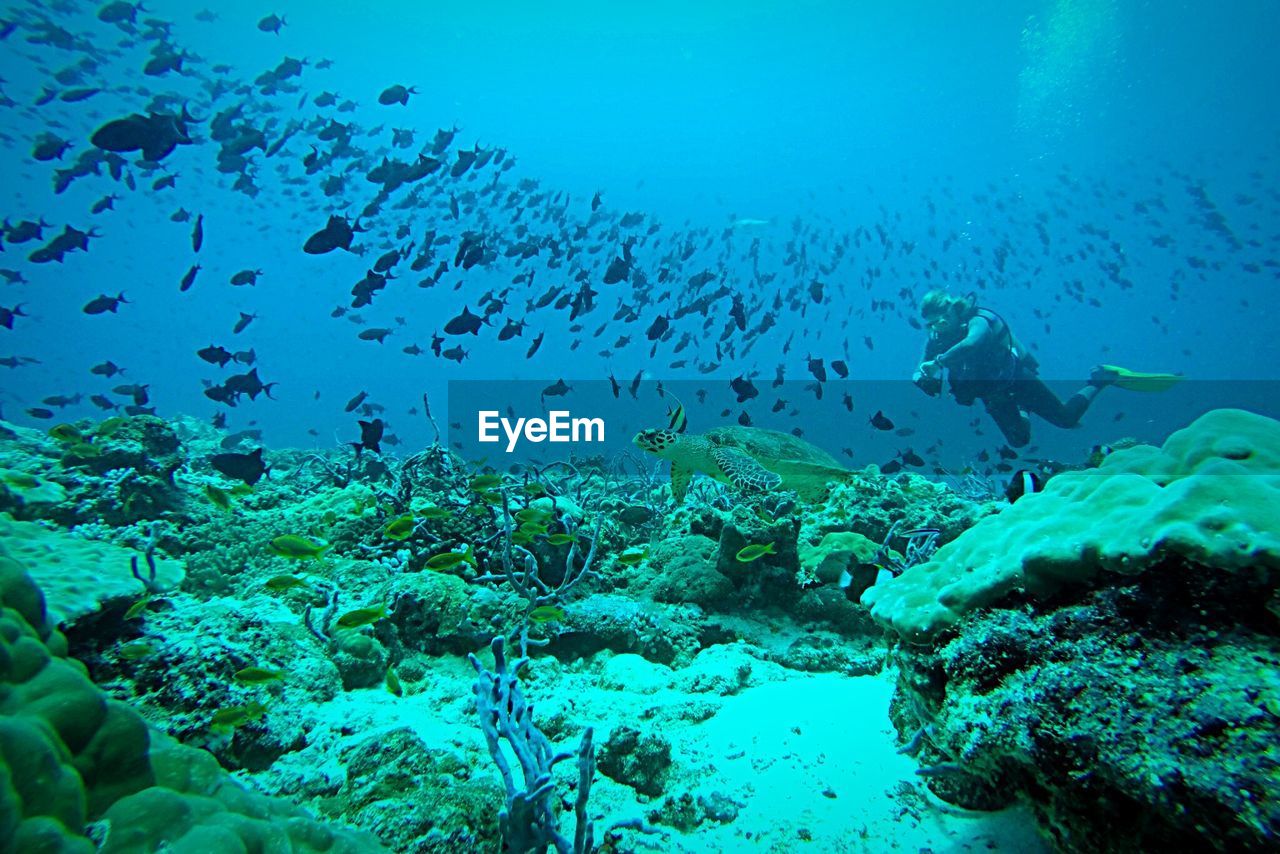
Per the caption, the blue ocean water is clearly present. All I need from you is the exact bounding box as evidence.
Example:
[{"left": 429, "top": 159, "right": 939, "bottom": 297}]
[
  {"left": 2, "top": 0, "right": 1277, "bottom": 455},
  {"left": 2, "top": 2, "right": 1279, "bottom": 852}
]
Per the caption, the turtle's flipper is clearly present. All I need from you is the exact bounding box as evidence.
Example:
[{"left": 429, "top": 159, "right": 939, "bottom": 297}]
[
  {"left": 713, "top": 447, "right": 782, "bottom": 493},
  {"left": 670, "top": 462, "right": 692, "bottom": 503}
]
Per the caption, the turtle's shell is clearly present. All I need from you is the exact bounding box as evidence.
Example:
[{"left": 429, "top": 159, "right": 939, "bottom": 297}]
[
  {"left": 701, "top": 426, "right": 851, "bottom": 500},
  {"left": 704, "top": 426, "right": 844, "bottom": 469}
]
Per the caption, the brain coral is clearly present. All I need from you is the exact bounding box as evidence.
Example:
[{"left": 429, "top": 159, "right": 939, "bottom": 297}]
[{"left": 861, "top": 408, "right": 1280, "bottom": 641}]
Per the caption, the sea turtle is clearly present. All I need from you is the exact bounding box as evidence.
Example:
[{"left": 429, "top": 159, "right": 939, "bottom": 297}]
[{"left": 633, "top": 426, "right": 855, "bottom": 503}]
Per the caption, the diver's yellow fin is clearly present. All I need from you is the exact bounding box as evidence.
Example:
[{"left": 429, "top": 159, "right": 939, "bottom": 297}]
[{"left": 1097, "top": 365, "right": 1185, "bottom": 392}]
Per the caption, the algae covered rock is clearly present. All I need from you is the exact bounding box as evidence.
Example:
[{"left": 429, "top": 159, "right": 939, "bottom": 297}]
[
  {"left": 600, "top": 652, "right": 675, "bottom": 695},
  {"left": 85, "top": 414, "right": 182, "bottom": 473},
  {"left": 889, "top": 558, "right": 1280, "bottom": 851},
  {"left": 675, "top": 643, "right": 785, "bottom": 696},
  {"left": 341, "top": 727, "right": 500, "bottom": 852},
  {"left": 386, "top": 569, "right": 478, "bottom": 653},
  {"left": 333, "top": 631, "right": 389, "bottom": 690},
  {"left": 0, "top": 466, "right": 67, "bottom": 507},
  {"left": 642, "top": 534, "right": 732, "bottom": 606},
  {"left": 597, "top": 724, "right": 672, "bottom": 796}
]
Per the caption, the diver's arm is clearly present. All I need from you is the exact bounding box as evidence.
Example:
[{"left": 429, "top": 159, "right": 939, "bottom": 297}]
[
  {"left": 933, "top": 316, "right": 993, "bottom": 369},
  {"left": 914, "top": 338, "right": 942, "bottom": 380}
]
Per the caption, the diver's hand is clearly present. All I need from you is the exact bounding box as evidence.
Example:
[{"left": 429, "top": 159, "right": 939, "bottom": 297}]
[{"left": 913, "top": 361, "right": 943, "bottom": 396}]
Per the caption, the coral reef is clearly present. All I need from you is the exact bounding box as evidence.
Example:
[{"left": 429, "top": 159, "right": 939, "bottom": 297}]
[
  {"left": 5, "top": 408, "right": 1271, "bottom": 851},
  {"left": 0, "top": 554, "right": 383, "bottom": 852},
  {"left": 861, "top": 409, "right": 1280, "bottom": 850}
]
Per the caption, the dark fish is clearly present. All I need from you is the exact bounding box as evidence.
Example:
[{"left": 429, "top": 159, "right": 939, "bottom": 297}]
[
  {"left": 303, "top": 214, "right": 360, "bottom": 254},
  {"left": 526, "top": 332, "right": 544, "bottom": 358},
  {"left": 98, "top": 1, "right": 142, "bottom": 23},
  {"left": 497, "top": 318, "right": 525, "bottom": 341},
  {"left": 91, "top": 109, "right": 195, "bottom": 162},
  {"left": 998, "top": 445, "right": 1019, "bottom": 460},
  {"left": 645, "top": 314, "right": 670, "bottom": 341},
  {"left": 444, "top": 306, "right": 485, "bottom": 336},
  {"left": 230, "top": 269, "right": 262, "bottom": 286},
  {"left": 224, "top": 367, "right": 276, "bottom": 401},
  {"left": 378, "top": 84, "right": 417, "bottom": 106},
  {"left": 541, "top": 379, "right": 572, "bottom": 402},
  {"left": 90, "top": 394, "right": 116, "bottom": 410},
  {"left": 233, "top": 312, "right": 256, "bottom": 334},
  {"left": 26, "top": 407, "right": 55, "bottom": 419},
  {"left": 32, "top": 133, "right": 71, "bottom": 161},
  {"left": 113, "top": 383, "right": 149, "bottom": 401},
  {"left": 191, "top": 214, "right": 204, "bottom": 252},
  {"left": 730, "top": 376, "right": 758, "bottom": 403},
  {"left": 4, "top": 219, "right": 49, "bottom": 243},
  {"left": 0, "top": 304, "right": 27, "bottom": 329},
  {"left": 91, "top": 360, "right": 125, "bottom": 377},
  {"left": 345, "top": 391, "right": 369, "bottom": 413},
  {"left": 180, "top": 263, "right": 200, "bottom": 292},
  {"left": 82, "top": 292, "right": 128, "bottom": 315},
  {"left": 1005, "top": 469, "right": 1043, "bottom": 503},
  {"left": 870, "top": 410, "right": 894, "bottom": 431},
  {"left": 603, "top": 237, "right": 636, "bottom": 284},
  {"left": 198, "top": 345, "right": 233, "bottom": 367},
  {"left": 257, "top": 13, "right": 286, "bottom": 33},
  {"left": 358, "top": 327, "right": 392, "bottom": 343},
  {"left": 430, "top": 125, "right": 458, "bottom": 155},
  {"left": 450, "top": 149, "right": 477, "bottom": 179},
  {"left": 899, "top": 449, "right": 925, "bottom": 467},
  {"left": 807, "top": 357, "right": 827, "bottom": 382},
  {"left": 831, "top": 360, "right": 849, "bottom": 378},
  {"left": 211, "top": 447, "right": 269, "bottom": 485},
  {"left": 881, "top": 459, "right": 903, "bottom": 474},
  {"left": 442, "top": 345, "right": 467, "bottom": 363},
  {"left": 352, "top": 419, "right": 384, "bottom": 455}
]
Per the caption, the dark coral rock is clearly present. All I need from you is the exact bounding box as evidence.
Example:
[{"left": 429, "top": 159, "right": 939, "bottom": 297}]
[
  {"left": 886, "top": 557, "right": 1280, "bottom": 852},
  {"left": 597, "top": 724, "right": 672, "bottom": 797}
]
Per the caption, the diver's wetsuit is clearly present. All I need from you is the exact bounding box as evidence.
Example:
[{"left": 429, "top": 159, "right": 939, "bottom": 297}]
[{"left": 923, "top": 308, "right": 1097, "bottom": 448}]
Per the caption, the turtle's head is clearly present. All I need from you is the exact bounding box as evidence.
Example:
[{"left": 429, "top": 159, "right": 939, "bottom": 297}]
[{"left": 633, "top": 428, "right": 678, "bottom": 458}]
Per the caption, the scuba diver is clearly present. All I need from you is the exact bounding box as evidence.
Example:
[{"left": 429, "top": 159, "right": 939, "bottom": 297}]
[{"left": 911, "top": 290, "right": 1180, "bottom": 448}]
